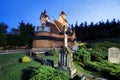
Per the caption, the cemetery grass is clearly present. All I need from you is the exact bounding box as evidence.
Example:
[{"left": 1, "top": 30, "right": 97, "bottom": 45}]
[
  {"left": 42, "top": 55, "right": 58, "bottom": 64},
  {"left": 36, "top": 54, "right": 59, "bottom": 65},
  {"left": 0, "top": 53, "right": 41, "bottom": 80},
  {"left": 37, "top": 54, "right": 103, "bottom": 78}
]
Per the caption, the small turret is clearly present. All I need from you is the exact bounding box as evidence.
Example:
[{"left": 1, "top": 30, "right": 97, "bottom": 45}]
[
  {"left": 40, "top": 10, "right": 50, "bottom": 30},
  {"left": 59, "top": 11, "right": 68, "bottom": 27},
  {"left": 60, "top": 11, "right": 66, "bottom": 19}
]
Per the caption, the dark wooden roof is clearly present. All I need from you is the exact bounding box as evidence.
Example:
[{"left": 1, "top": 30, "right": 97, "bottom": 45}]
[
  {"left": 54, "top": 20, "right": 64, "bottom": 32},
  {"left": 46, "top": 22, "right": 59, "bottom": 34},
  {"left": 60, "top": 11, "right": 66, "bottom": 16}
]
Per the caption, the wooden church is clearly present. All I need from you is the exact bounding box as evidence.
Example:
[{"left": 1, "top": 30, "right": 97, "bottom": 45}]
[{"left": 32, "top": 10, "right": 76, "bottom": 51}]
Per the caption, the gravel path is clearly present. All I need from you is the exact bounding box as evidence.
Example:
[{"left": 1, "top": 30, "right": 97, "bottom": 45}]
[{"left": 0, "top": 49, "right": 29, "bottom": 54}]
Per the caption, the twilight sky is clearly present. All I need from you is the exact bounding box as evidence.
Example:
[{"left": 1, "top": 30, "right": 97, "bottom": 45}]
[{"left": 0, "top": 0, "right": 120, "bottom": 31}]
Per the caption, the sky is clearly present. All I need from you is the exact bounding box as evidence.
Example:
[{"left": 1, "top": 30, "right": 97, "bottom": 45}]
[{"left": 0, "top": 0, "right": 120, "bottom": 31}]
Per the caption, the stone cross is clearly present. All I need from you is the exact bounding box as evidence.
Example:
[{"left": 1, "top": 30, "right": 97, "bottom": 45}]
[
  {"left": 59, "top": 26, "right": 77, "bottom": 78},
  {"left": 64, "top": 25, "right": 68, "bottom": 47}
]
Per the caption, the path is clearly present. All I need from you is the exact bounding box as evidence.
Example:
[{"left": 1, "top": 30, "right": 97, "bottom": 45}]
[{"left": 0, "top": 49, "right": 29, "bottom": 54}]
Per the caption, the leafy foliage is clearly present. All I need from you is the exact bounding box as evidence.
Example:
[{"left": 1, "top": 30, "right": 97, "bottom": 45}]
[
  {"left": 86, "top": 61, "right": 120, "bottom": 79},
  {"left": 47, "top": 48, "right": 59, "bottom": 56},
  {"left": 22, "top": 56, "right": 31, "bottom": 63},
  {"left": 18, "top": 21, "right": 35, "bottom": 48},
  {"left": 74, "top": 41, "right": 120, "bottom": 79},
  {"left": 90, "top": 48, "right": 106, "bottom": 61},
  {"left": 30, "top": 66, "right": 69, "bottom": 80},
  {"left": 6, "top": 21, "right": 35, "bottom": 49},
  {"left": 73, "top": 48, "right": 90, "bottom": 63}
]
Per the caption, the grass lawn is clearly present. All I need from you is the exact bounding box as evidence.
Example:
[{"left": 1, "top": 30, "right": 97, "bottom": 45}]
[
  {"left": 36, "top": 54, "right": 59, "bottom": 65},
  {"left": 0, "top": 52, "right": 106, "bottom": 80},
  {"left": 0, "top": 53, "right": 41, "bottom": 80},
  {"left": 42, "top": 55, "right": 59, "bottom": 65}
]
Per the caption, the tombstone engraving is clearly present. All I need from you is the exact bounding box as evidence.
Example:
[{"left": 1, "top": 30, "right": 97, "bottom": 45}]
[{"left": 108, "top": 47, "right": 120, "bottom": 64}]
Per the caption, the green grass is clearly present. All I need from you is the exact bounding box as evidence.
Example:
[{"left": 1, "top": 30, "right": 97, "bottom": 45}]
[
  {"left": 0, "top": 53, "right": 25, "bottom": 67},
  {"left": 42, "top": 55, "right": 59, "bottom": 64},
  {"left": 0, "top": 52, "right": 108, "bottom": 80},
  {"left": 36, "top": 54, "right": 59, "bottom": 65},
  {"left": 0, "top": 53, "right": 41, "bottom": 80}
]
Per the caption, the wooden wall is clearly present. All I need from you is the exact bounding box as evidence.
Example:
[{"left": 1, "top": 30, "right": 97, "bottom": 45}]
[{"left": 32, "top": 31, "right": 74, "bottom": 48}]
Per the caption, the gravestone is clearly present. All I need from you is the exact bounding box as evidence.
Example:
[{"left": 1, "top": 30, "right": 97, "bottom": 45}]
[
  {"left": 59, "top": 26, "right": 77, "bottom": 78},
  {"left": 108, "top": 47, "right": 120, "bottom": 64}
]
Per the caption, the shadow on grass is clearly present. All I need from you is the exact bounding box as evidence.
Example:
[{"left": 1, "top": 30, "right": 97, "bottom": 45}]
[
  {"left": 70, "top": 75, "right": 81, "bottom": 80},
  {"left": 21, "top": 66, "right": 36, "bottom": 80}
]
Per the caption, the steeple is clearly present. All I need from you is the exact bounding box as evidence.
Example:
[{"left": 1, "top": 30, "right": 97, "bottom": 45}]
[
  {"left": 59, "top": 11, "right": 68, "bottom": 26},
  {"left": 40, "top": 10, "right": 50, "bottom": 30},
  {"left": 40, "top": 10, "right": 50, "bottom": 24},
  {"left": 60, "top": 11, "right": 66, "bottom": 16}
]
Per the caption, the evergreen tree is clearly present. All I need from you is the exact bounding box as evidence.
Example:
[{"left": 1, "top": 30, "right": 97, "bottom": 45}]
[
  {"left": 18, "top": 21, "right": 35, "bottom": 48},
  {"left": 0, "top": 22, "right": 8, "bottom": 47}
]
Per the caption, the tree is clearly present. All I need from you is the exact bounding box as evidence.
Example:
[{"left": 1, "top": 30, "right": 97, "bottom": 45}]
[
  {"left": 74, "top": 18, "right": 120, "bottom": 41},
  {"left": 0, "top": 22, "right": 8, "bottom": 47},
  {"left": 30, "top": 66, "right": 69, "bottom": 80},
  {"left": 7, "top": 28, "right": 20, "bottom": 48},
  {"left": 18, "top": 21, "right": 35, "bottom": 48},
  {"left": 7, "top": 34, "right": 20, "bottom": 48},
  {"left": 10, "top": 28, "right": 19, "bottom": 35}
]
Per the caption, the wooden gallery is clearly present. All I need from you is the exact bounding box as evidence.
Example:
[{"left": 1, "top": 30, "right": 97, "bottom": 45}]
[{"left": 32, "top": 10, "right": 76, "bottom": 51}]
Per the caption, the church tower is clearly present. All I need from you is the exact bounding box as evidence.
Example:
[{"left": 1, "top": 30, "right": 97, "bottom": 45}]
[
  {"left": 59, "top": 11, "right": 68, "bottom": 27},
  {"left": 40, "top": 10, "right": 50, "bottom": 30}
]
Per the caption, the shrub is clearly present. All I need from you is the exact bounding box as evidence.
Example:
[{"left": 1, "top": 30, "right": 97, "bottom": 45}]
[
  {"left": 73, "top": 48, "right": 91, "bottom": 63},
  {"left": 47, "top": 49, "right": 59, "bottom": 56},
  {"left": 22, "top": 56, "right": 31, "bottom": 63},
  {"left": 79, "top": 43, "right": 87, "bottom": 49},
  {"left": 30, "top": 65, "right": 69, "bottom": 80},
  {"left": 90, "top": 48, "right": 106, "bottom": 62},
  {"left": 85, "top": 61, "right": 120, "bottom": 79}
]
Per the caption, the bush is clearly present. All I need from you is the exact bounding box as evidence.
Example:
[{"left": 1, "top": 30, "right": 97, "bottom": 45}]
[
  {"left": 22, "top": 56, "right": 31, "bottom": 63},
  {"left": 30, "top": 65, "right": 69, "bottom": 80},
  {"left": 73, "top": 48, "right": 91, "bottom": 63},
  {"left": 88, "top": 41, "right": 120, "bottom": 53},
  {"left": 85, "top": 61, "right": 120, "bottom": 79},
  {"left": 79, "top": 43, "right": 87, "bottom": 49},
  {"left": 47, "top": 49, "right": 59, "bottom": 56},
  {"left": 90, "top": 48, "right": 106, "bottom": 62}
]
